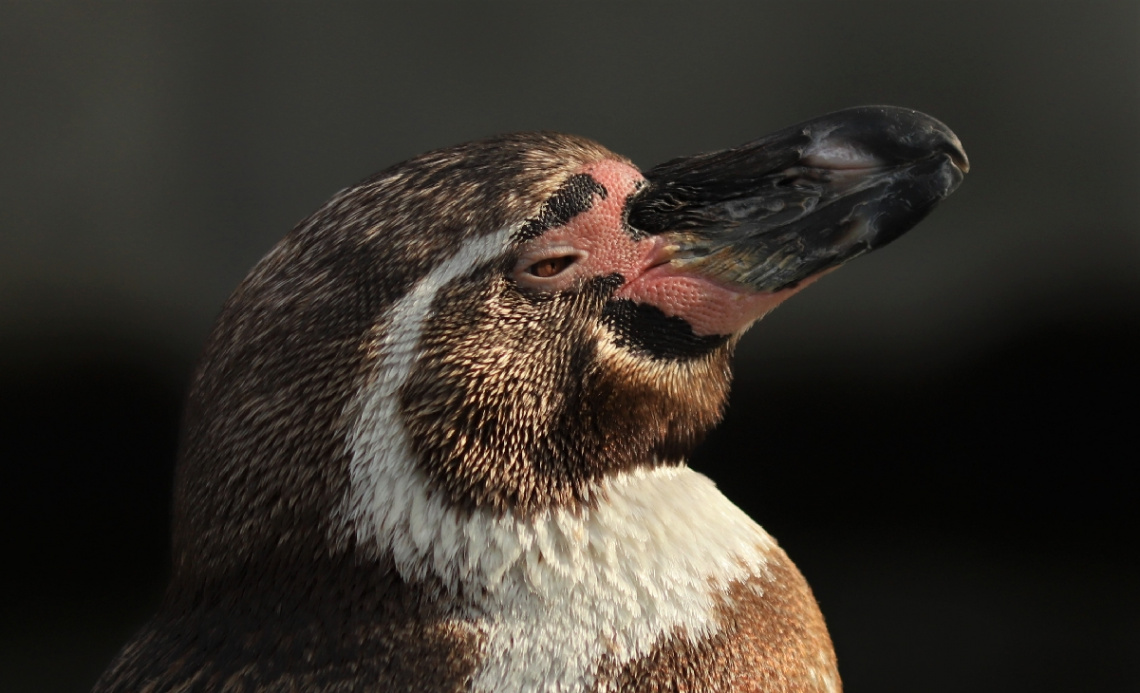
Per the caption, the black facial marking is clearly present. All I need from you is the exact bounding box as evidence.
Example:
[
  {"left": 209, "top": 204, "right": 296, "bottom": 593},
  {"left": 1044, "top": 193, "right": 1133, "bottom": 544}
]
[
  {"left": 516, "top": 173, "right": 607, "bottom": 241},
  {"left": 601, "top": 299, "right": 729, "bottom": 360}
]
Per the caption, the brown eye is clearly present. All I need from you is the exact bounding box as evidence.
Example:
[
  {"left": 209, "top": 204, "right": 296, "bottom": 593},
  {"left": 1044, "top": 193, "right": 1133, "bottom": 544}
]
[{"left": 527, "top": 256, "right": 575, "bottom": 278}]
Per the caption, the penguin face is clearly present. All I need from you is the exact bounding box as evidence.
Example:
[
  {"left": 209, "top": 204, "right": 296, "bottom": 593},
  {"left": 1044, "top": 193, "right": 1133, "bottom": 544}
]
[
  {"left": 510, "top": 159, "right": 783, "bottom": 338},
  {"left": 173, "top": 111, "right": 965, "bottom": 579}
]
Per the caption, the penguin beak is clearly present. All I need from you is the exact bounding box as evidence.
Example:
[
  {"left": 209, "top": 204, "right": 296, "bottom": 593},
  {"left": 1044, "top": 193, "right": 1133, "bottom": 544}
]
[{"left": 628, "top": 106, "right": 968, "bottom": 292}]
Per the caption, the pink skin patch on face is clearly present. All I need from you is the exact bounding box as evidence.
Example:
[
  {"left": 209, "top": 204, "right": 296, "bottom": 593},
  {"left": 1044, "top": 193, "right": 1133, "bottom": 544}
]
[{"left": 514, "top": 159, "right": 819, "bottom": 336}]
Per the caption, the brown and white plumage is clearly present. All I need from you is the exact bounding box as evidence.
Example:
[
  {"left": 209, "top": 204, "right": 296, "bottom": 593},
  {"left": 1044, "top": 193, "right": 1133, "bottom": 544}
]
[{"left": 95, "top": 108, "right": 966, "bottom": 692}]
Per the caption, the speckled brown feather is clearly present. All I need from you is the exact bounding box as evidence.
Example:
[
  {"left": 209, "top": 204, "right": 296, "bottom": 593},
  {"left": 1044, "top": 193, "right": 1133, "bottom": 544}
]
[
  {"left": 94, "top": 554, "right": 484, "bottom": 692},
  {"left": 400, "top": 266, "right": 733, "bottom": 515},
  {"left": 94, "top": 133, "right": 619, "bottom": 692},
  {"left": 172, "top": 132, "right": 617, "bottom": 583},
  {"left": 594, "top": 550, "right": 838, "bottom": 693}
]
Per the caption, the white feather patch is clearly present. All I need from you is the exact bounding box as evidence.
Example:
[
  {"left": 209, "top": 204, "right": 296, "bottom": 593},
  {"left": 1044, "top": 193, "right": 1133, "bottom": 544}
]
[
  {"left": 464, "top": 466, "right": 775, "bottom": 693},
  {"left": 343, "top": 231, "right": 777, "bottom": 692}
]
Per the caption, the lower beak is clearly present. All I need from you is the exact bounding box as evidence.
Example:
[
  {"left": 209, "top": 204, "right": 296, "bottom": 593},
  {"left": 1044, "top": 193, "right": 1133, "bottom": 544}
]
[{"left": 629, "top": 106, "right": 968, "bottom": 292}]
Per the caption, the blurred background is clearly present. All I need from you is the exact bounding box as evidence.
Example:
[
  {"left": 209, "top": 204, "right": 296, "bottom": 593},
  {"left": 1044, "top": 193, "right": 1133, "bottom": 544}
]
[{"left": 1, "top": 2, "right": 1137, "bottom": 691}]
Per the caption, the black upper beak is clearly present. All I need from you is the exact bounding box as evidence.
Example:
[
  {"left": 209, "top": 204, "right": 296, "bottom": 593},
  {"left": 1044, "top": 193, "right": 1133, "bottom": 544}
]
[{"left": 628, "top": 106, "right": 968, "bottom": 292}]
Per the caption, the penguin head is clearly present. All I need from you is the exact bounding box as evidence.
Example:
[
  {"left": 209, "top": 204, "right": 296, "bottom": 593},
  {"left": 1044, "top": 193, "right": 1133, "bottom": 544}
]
[{"left": 171, "top": 108, "right": 966, "bottom": 588}]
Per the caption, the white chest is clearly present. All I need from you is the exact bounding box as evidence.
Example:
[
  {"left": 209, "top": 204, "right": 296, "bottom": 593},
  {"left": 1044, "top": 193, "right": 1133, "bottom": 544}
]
[
  {"left": 460, "top": 466, "right": 777, "bottom": 693},
  {"left": 349, "top": 448, "right": 775, "bottom": 692}
]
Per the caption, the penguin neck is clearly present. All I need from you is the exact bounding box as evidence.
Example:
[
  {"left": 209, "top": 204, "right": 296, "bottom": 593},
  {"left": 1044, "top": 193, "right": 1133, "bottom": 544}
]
[{"left": 346, "top": 454, "right": 775, "bottom": 597}]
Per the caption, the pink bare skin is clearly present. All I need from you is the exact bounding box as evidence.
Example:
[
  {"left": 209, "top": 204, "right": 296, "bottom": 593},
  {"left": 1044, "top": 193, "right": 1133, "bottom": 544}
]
[{"left": 513, "top": 159, "right": 823, "bottom": 337}]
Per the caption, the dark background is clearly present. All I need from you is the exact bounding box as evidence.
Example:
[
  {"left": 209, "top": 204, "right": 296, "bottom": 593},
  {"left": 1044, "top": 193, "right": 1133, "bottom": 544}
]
[{"left": 2, "top": 2, "right": 1137, "bottom": 692}]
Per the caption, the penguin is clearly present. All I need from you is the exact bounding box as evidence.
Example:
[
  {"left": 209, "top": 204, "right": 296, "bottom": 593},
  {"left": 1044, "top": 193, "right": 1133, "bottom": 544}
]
[{"left": 94, "top": 106, "right": 967, "bottom": 693}]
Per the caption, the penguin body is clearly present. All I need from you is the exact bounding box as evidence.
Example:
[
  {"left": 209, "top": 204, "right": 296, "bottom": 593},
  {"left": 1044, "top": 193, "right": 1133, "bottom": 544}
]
[{"left": 95, "top": 109, "right": 966, "bottom": 692}]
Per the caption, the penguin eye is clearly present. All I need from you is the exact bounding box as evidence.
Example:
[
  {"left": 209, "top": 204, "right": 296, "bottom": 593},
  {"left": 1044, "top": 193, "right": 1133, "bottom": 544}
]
[
  {"left": 513, "top": 247, "right": 587, "bottom": 290},
  {"left": 527, "top": 256, "right": 576, "bottom": 278}
]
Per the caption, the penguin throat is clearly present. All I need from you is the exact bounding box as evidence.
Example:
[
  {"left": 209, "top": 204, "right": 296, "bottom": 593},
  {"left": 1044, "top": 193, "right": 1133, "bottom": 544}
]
[{"left": 342, "top": 457, "right": 777, "bottom": 692}]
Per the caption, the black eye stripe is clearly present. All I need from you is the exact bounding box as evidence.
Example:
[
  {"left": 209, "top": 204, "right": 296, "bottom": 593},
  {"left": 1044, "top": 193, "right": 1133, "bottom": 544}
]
[
  {"left": 601, "top": 299, "right": 729, "bottom": 360},
  {"left": 516, "top": 173, "right": 608, "bottom": 242}
]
